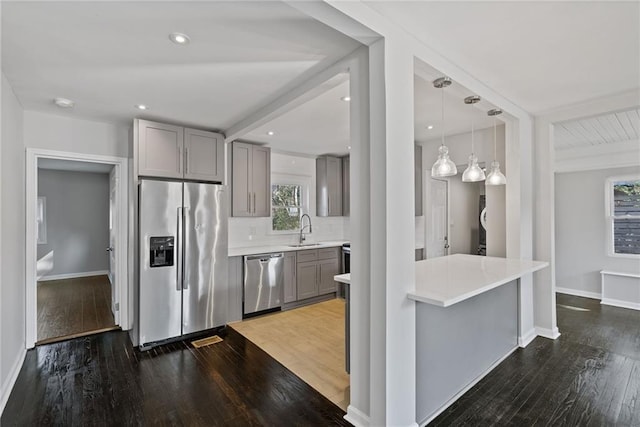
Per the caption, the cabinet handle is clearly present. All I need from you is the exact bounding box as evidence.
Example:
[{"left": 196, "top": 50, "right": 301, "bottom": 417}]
[
  {"left": 248, "top": 192, "right": 251, "bottom": 214},
  {"left": 177, "top": 146, "right": 181, "bottom": 173},
  {"left": 185, "top": 147, "right": 189, "bottom": 174},
  {"left": 253, "top": 193, "right": 256, "bottom": 214}
]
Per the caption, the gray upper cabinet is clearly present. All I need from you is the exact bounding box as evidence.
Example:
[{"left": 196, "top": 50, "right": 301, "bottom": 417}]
[
  {"left": 184, "top": 128, "right": 225, "bottom": 182},
  {"left": 342, "top": 156, "right": 350, "bottom": 216},
  {"left": 136, "top": 119, "right": 224, "bottom": 182},
  {"left": 415, "top": 145, "right": 423, "bottom": 216},
  {"left": 316, "top": 156, "right": 343, "bottom": 217},
  {"left": 138, "top": 120, "right": 184, "bottom": 179},
  {"left": 232, "top": 142, "right": 271, "bottom": 217}
]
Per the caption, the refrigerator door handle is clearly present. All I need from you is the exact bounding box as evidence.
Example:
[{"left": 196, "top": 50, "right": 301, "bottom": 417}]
[
  {"left": 182, "top": 206, "right": 190, "bottom": 290},
  {"left": 177, "top": 207, "right": 184, "bottom": 291}
]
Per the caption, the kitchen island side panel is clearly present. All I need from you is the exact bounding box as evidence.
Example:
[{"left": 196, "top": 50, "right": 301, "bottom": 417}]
[{"left": 416, "top": 280, "right": 518, "bottom": 424}]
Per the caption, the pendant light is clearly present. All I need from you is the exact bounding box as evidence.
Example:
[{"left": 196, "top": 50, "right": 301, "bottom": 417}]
[
  {"left": 485, "top": 108, "right": 507, "bottom": 186},
  {"left": 431, "top": 77, "right": 457, "bottom": 178},
  {"left": 461, "top": 95, "right": 486, "bottom": 182}
]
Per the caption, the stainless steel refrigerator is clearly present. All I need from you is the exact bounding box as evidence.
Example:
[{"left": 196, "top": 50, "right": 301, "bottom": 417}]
[{"left": 138, "top": 179, "right": 228, "bottom": 349}]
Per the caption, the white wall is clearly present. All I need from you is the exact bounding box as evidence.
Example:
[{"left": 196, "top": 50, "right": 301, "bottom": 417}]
[
  {"left": 37, "top": 169, "right": 110, "bottom": 277},
  {"left": 555, "top": 166, "right": 640, "bottom": 296},
  {"left": 1, "top": 73, "right": 26, "bottom": 412},
  {"left": 420, "top": 125, "right": 506, "bottom": 257},
  {"left": 228, "top": 151, "right": 349, "bottom": 248},
  {"left": 23, "top": 111, "right": 129, "bottom": 158}
]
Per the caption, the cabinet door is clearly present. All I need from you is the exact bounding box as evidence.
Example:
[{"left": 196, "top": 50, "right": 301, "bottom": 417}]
[
  {"left": 326, "top": 156, "right": 343, "bottom": 216},
  {"left": 342, "top": 156, "right": 350, "bottom": 216},
  {"left": 138, "top": 120, "right": 183, "bottom": 179},
  {"left": 251, "top": 146, "right": 271, "bottom": 217},
  {"left": 232, "top": 142, "right": 252, "bottom": 217},
  {"left": 184, "top": 128, "right": 224, "bottom": 182},
  {"left": 283, "top": 252, "right": 297, "bottom": 303},
  {"left": 296, "top": 261, "right": 318, "bottom": 300},
  {"left": 318, "top": 258, "right": 339, "bottom": 295}
]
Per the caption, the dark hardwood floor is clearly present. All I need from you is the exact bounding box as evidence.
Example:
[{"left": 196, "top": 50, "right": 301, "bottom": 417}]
[
  {"left": 1, "top": 327, "right": 350, "bottom": 426},
  {"left": 431, "top": 293, "right": 640, "bottom": 426},
  {"left": 37, "top": 275, "right": 117, "bottom": 343},
  {"left": 5, "top": 293, "right": 638, "bottom": 426}
]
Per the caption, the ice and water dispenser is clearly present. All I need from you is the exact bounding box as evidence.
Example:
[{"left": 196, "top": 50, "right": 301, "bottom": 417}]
[{"left": 149, "top": 236, "right": 174, "bottom": 267}]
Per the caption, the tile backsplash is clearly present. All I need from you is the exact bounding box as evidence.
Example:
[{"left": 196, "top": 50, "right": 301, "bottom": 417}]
[{"left": 229, "top": 216, "right": 350, "bottom": 248}]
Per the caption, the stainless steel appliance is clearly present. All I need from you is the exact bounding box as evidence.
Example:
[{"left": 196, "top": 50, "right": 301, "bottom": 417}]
[
  {"left": 341, "top": 243, "right": 350, "bottom": 274},
  {"left": 243, "top": 253, "right": 284, "bottom": 316},
  {"left": 478, "top": 195, "right": 487, "bottom": 256},
  {"left": 139, "top": 179, "right": 228, "bottom": 349}
]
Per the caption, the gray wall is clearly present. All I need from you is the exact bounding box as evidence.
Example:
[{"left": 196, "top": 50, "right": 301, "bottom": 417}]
[
  {"left": 37, "top": 169, "right": 110, "bottom": 277},
  {"left": 1, "top": 72, "right": 26, "bottom": 400},
  {"left": 555, "top": 166, "right": 640, "bottom": 295}
]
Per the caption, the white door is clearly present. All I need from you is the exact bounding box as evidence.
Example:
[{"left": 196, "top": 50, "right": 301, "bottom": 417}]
[
  {"left": 108, "top": 167, "right": 117, "bottom": 313},
  {"left": 427, "top": 178, "right": 449, "bottom": 258}
]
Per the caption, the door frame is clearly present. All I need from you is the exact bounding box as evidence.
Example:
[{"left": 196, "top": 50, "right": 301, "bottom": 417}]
[{"left": 25, "top": 148, "right": 129, "bottom": 348}]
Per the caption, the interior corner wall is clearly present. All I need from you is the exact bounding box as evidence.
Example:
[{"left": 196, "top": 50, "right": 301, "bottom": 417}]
[
  {"left": 37, "top": 169, "right": 110, "bottom": 278},
  {"left": 23, "top": 110, "right": 129, "bottom": 158},
  {"left": 1, "top": 72, "right": 26, "bottom": 410},
  {"left": 555, "top": 166, "right": 640, "bottom": 296}
]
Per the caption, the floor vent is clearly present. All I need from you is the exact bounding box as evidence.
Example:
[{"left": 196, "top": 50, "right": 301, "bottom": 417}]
[{"left": 191, "top": 335, "right": 223, "bottom": 348}]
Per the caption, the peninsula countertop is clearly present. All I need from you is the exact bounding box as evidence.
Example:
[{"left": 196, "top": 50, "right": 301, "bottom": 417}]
[{"left": 409, "top": 254, "right": 548, "bottom": 307}]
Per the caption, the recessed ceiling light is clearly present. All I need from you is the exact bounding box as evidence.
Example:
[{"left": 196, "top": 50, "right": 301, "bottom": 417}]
[
  {"left": 347, "top": 146, "right": 352, "bottom": 150},
  {"left": 135, "top": 104, "right": 149, "bottom": 110},
  {"left": 53, "top": 97, "right": 74, "bottom": 108},
  {"left": 267, "top": 131, "right": 275, "bottom": 136},
  {"left": 341, "top": 96, "right": 351, "bottom": 102},
  {"left": 169, "top": 32, "right": 190, "bottom": 45},
  {"left": 427, "top": 125, "right": 434, "bottom": 130}
]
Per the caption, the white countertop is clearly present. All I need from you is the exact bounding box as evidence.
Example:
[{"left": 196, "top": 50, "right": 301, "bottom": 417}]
[
  {"left": 334, "top": 273, "right": 351, "bottom": 284},
  {"left": 409, "top": 254, "right": 548, "bottom": 307},
  {"left": 229, "top": 241, "right": 348, "bottom": 257}
]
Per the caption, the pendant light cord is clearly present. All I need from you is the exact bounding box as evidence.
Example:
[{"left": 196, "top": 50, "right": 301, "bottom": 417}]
[
  {"left": 493, "top": 115, "right": 497, "bottom": 160},
  {"left": 441, "top": 86, "right": 445, "bottom": 148},
  {"left": 471, "top": 116, "right": 475, "bottom": 155}
]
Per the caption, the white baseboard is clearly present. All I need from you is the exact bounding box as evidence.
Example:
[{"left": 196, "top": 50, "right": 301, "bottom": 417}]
[
  {"left": 419, "top": 346, "right": 519, "bottom": 427},
  {"left": 601, "top": 298, "right": 640, "bottom": 311},
  {"left": 38, "top": 270, "right": 109, "bottom": 282},
  {"left": 345, "top": 405, "right": 371, "bottom": 427},
  {"left": 0, "top": 347, "right": 26, "bottom": 415},
  {"left": 556, "top": 287, "right": 601, "bottom": 300},
  {"left": 535, "top": 326, "right": 561, "bottom": 340},
  {"left": 518, "top": 328, "right": 537, "bottom": 348}
]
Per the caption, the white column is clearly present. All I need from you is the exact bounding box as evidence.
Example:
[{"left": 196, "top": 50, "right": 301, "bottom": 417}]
[{"left": 368, "top": 37, "right": 418, "bottom": 427}]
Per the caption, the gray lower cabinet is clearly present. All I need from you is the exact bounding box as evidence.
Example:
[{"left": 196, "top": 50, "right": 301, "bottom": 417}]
[
  {"left": 283, "top": 252, "right": 297, "bottom": 303},
  {"left": 295, "top": 247, "right": 340, "bottom": 301},
  {"left": 297, "top": 261, "right": 319, "bottom": 300}
]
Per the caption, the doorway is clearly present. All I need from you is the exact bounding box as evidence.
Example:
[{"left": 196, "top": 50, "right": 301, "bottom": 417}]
[
  {"left": 25, "top": 149, "right": 129, "bottom": 348},
  {"left": 35, "top": 162, "right": 118, "bottom": 343}
]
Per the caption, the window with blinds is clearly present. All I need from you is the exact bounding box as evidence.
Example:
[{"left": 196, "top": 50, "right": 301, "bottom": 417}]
[{"left": 608, "top": 177, "right": 640, "bottom": 256}]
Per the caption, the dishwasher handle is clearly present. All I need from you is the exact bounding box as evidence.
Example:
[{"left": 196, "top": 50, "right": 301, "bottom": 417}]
[{"left": 245, "top": 253, "right": 284, "bottom": 263}]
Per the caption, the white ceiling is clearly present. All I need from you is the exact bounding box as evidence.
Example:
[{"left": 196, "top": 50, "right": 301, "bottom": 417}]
[
  {"left": 365, "top": 1, "right": 640, "bottom": 114},
  {"left": 554, "top": 108, "right": 640, "bottom": 151},
  {"left": 5, "top": 1, "right": 638, "bottom": 158},
  {"left": 1, "top": 1, "right": 361, "bottom": 132}
]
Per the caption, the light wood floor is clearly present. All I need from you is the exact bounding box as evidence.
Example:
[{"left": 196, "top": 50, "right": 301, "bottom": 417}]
[
  {"left": 37, "top": 275, "right": 117, "bottom": 343},
  {"left": 230, "top": 299, "right": 350, "bottom": 410}
]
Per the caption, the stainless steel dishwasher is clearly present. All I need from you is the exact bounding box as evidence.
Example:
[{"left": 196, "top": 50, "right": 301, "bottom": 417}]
[{"left": 243, "top": 253, "right": 284, "bottom": 316}]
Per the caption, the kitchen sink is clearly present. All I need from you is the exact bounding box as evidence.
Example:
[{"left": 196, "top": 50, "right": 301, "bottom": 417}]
[{"left": 288, "top": 243, "right": 321, "bottom": 248}]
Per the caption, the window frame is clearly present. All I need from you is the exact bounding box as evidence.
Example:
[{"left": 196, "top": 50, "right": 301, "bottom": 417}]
[
  {"left": 605, "top": 174, "right": 640, "bottom": 258},
  {"left": 270, "top": 174, "right": 311, "bottom": 235}
]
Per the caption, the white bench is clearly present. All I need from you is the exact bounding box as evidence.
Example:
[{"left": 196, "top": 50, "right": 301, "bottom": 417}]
[{"left": 600, "top": 270, "right": 640, "bottom": 311}]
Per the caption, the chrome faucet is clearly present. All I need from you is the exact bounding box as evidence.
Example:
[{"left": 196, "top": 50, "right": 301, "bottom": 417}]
[{"left": 299, "top": 214, "right": 313, "bottom": 244}]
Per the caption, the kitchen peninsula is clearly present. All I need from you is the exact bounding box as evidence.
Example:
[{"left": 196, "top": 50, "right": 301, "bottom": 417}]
[{"left": 335, "top": 253, "right": 548, "bottom": 425}]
